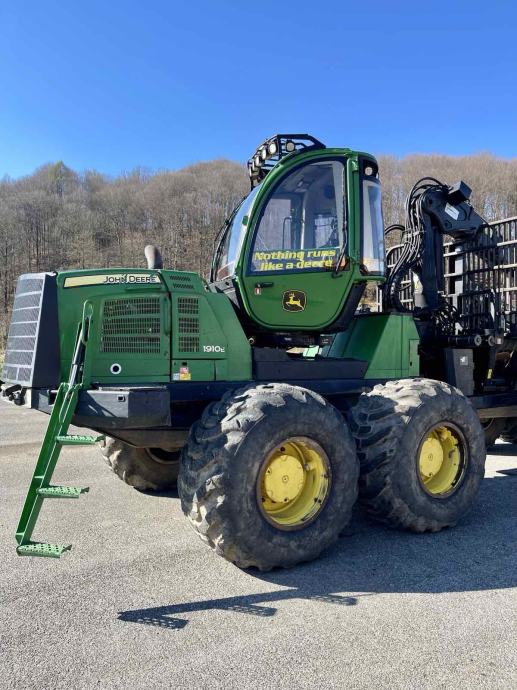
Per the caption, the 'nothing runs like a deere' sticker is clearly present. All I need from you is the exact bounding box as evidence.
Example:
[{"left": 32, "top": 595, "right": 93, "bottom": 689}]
[{"left": 282, "top": 290, "right": 306, "bottom": 312}]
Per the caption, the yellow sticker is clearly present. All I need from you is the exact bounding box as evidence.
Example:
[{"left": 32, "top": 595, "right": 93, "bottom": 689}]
[
  {"left": 179, "top": 366, "right": 192, "bottom": 381},
  {"left": 252, "top": 248, "right": 337, "bottom": 273},
  {"left": 63, "top": 273, "right": 161, "bottom": 288}
]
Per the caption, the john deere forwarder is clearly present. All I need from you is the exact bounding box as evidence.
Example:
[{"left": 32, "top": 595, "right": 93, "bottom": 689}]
[{"left": 2, "top": 134, "right": 517, "bottom": 569}]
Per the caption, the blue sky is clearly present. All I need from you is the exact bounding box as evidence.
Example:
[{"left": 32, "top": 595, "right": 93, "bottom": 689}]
[{"left": 0, "top": 1, "right": 516, "bottom": 178}]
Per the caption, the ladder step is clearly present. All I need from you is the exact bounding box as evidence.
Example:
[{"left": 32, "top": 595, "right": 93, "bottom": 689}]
[
  {"left": 17, "top": 542, "right": 72, "bottom": 558},
  {"left": 56, "top": 434, "right": 104, "bottom": 446},
  {"left": 37, "top": 485, "right": 89, "bottom": 499}
]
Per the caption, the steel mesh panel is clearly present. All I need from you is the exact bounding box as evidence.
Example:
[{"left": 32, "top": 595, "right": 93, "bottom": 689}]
[
  {"left": 4, "top": 350, "right": 34, "bottom": 366},
  {"left": 10, "top": 308, "right": 40, "bottom": 323},
  {"left": 7, "top": 321, "right": 38, "bottom": 337},
  {"left": 178, "top": 317, "right": 199, "bottom": 333},
  {"left": 13, "top": 293, "right": 42, "bottom": 309},
  {"left": 100, "top": 336, "right": 162, "bottom": 354},
  {"left": 6, "top": 336, "right": 36, "bottom": 353},
  {"left": 2, "top": 275, "right": 44, "bottom": 384},
  {"left": 170, "top": 273, "right": 194, "bottom": 289},
  {"left": 101, "top": 297, "right": 162, "bottom": 354},
  {"left": 103, "top": 298, "right": 160, "bottom": 317},
  {"left": 16, "top": 367, "right": 32, "bottom": 382},
  {"left": 2, "top": 365, "right": 17, "bottom": 380},
  {"left": 16, "top": 278, "right": 43, "bottom": 295},
  {"left": 177, "top": 297, "right": 199, "bottom": 315},
  {"left": 102, "top": 317, "right": 161, "bottom": 336},
  {"left": 178, "top": 336, "right": 200, "bottom": 352}
]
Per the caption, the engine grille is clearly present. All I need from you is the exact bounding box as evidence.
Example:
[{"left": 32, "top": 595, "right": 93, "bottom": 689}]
[
  {"left": 100, "top": 297, "right": 162, "bottom": 354},
  {"left": 2, "top": 273, "right": 59, "bottom": 387},
  {"left": 176, "top": 296, "right": 200, "bottom": 353},
  {"left": 177, "top": 296, "right": 199, "bottom": 315},
  {"left": 169, "top": 273, "right": 195, "bottom": 290}
]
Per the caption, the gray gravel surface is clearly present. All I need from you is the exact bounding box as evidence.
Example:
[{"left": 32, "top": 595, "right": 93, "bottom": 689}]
[{"left": 1, "top": 401, "right": 516, "bottom": 690}]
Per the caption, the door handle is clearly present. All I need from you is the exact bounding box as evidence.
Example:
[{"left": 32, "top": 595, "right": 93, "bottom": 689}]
[{"left": 255, "top": 282, "right": 274, "bottom": 288}]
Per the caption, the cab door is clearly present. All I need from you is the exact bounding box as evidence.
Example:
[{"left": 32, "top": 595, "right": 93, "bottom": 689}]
[{"left": 239, "top": 157, "right": 353, "bottom": 331}]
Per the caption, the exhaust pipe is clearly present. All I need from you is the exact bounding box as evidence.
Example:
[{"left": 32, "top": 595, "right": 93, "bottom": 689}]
[{"left": 144, "top": 245, "right": 163, "bottom": 270}]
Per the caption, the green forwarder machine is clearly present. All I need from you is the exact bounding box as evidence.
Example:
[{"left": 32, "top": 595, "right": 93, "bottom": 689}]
[{"left": 2, "top": 134, "right": 517, "bottom": 569}]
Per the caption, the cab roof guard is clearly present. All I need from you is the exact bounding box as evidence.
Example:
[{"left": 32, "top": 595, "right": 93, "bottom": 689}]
[{"left": 247, "top": 133, "right": 325, "bottom": 189}]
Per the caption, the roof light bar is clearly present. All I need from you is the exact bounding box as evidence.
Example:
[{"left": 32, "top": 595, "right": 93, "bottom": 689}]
[{"left": 247, "top": 133, "right": 326, "bottom": 188}]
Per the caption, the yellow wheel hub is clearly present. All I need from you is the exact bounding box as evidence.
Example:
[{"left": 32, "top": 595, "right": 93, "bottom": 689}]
[
  {"left": 259, "top": 438, "right": 330, "bottom": 529},
  {"left": 418, "top": 425, "right": 465, "bottom": 496}
]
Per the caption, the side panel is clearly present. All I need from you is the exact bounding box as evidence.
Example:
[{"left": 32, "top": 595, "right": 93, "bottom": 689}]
[
  {"left": 57, "top": 269, "right": 171, "bottom": 384},
  {"left": 169, "top": 289, "right": 252, "bottom": 382},
  {"left": 88, "top": 293, "right": 172, "bottom": 382},
  {"left": 56, "top": 269, "right": 251, "bottom": 386},
  {"left": 328, "top": 313, "right": 420, "bottom": 379}
]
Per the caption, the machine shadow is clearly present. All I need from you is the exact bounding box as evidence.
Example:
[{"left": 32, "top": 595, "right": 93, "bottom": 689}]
[{"left": 118, "top": 473, "right": 516, "bottom": 631}]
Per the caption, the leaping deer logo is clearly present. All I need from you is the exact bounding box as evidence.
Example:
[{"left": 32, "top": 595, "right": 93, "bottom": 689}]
[
  {"left": 287, "top": 292, "right": 303, "bottom": 308},
  {"left": 282, "top": 290, "right": 306, "bottom": 312}
]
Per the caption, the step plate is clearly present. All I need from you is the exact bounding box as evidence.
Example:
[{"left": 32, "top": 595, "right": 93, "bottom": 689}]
[
  {"left": 56, "top": 434, "right": 105, "bottom": 446},
  {"left": 16, "top": 542, "right": 72, "bottom": 558},
  {"left": 37, "top": 486, "right": 89, "bottom": 499}
]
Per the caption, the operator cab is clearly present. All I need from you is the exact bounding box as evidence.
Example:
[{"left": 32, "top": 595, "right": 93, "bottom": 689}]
[{"left": 211, "top": 134, "right": 385, "bottom": 342}]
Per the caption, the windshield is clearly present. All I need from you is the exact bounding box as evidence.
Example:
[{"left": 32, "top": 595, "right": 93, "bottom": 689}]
[
  {"left": 249, "top": 160, "right": 345, "bottom": 273},
  {"left": 214, "top": 186, "right": 261, "bottom": 280}
]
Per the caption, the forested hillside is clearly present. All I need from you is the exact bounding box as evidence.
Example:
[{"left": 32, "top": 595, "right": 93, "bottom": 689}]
[{"left": 1, "top": 153, "right": 517, "bottom": 346}]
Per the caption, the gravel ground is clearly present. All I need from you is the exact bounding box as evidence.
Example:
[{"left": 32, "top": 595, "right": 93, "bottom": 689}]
[{"left": 0, "top": 401, "right": 516, "bottom": 690}]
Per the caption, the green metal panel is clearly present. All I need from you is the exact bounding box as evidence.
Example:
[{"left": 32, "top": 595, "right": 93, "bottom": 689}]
[
  {"left": 56, "top": 267, "right": 252, "bottom": 385},
  {"left": 167, "top": 274, "right": 252, "bottom": 382},
  {"left": 57, "top": 269, "right": 170, "bottom": 383},
  {"left": 328, "top": 313, "right": 420, "bottom": 379},
  {"left": 235, "top": 149, "right": 381, "bottom": 331}
]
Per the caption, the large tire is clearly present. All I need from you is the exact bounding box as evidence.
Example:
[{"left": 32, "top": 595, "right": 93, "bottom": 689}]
[
  {"left": 482, "top": 418, "right": 506, "bottom": 448},
  {"left": 500, "top": 419, "right": 517, "bottom": 444},
  {"left": 349, "top": 378, "right": 486, "bottom": 532},
  {"left": 99, "top": 437, "right": 180, "bottom": 491},
  {"left": 178, "top": 383, "right": 359, "bottom": 571}
]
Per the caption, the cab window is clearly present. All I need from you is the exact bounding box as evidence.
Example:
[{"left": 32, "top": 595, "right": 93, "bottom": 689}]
[
  {"left": 249, "top": 160, "right": 345, "bottom": 273},
  {"left": 215, "top": 186, "right": 260, "bottom": 280},
  {"left": 362, "top": 177, "right": 385, "bottom": 275}
]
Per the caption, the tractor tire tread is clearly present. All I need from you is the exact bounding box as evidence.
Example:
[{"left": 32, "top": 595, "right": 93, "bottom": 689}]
[
  {"left": 99, "top": 437, "right": 180, "bottom": 491},
  {"left": 349, "top": 377, "right": 485, "bottom": 533},
  {"left": 178, "top": 383, "right": 359, "bottom": 571}
]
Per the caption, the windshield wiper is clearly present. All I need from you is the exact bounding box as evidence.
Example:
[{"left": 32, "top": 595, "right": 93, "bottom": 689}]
[{"left": 332, "top": 219, "right": 348, "bottom": 276}]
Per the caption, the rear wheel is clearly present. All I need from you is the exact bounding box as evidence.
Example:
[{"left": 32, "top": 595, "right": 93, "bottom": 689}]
[
  {"left": 482, "top": 418, "right": 506, "bottom": 448},
  {"left": 99, "top": 437, "right": 180, "bottom": 491},
  {"left": 350, "top": 378, "right": 486, "bottom": 532},
  {"left": 500, "top": 419, "right": 517, "bottom": 444},
  {"left": 178, "top": 383, "right": 359, "bottom": 570}
]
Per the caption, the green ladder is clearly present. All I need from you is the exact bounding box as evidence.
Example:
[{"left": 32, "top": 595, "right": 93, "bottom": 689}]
[{"left": 15, "top": 305, "right": 104, "bottom": 558}]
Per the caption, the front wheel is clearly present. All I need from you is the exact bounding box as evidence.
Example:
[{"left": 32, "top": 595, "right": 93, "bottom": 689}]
[
  {"left": 178, "top": 383, "right": 359, "bottom": 570},
  {"left": 350, "top": 378, "right": 486, "bottom": 532},
  {"left": 99, "top": 437, "right": 180, "bottom": 491}
]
